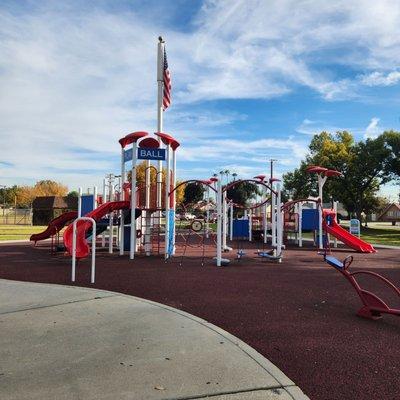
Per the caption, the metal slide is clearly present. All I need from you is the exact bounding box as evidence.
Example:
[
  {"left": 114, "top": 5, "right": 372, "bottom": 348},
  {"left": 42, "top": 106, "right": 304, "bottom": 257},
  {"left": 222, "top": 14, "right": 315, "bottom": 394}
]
[
  {"left": 63, "top": 201, "right": 136, "bottom": 258},
  {"left": 30, "top": 211, "right": 78, "bottom": 243},
  {"left": 323, "top": 210, "right": 375, "bottom": 253}
]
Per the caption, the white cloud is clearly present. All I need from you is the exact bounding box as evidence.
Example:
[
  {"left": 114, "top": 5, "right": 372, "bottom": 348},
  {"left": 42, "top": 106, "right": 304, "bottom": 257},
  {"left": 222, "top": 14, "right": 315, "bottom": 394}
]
[
  {"left": 364, "top": 117, "right": 381, "bottom": 139},
  {"left": 1, "top": 1, "right": 400, "bottom": 188},
  {"left": 360, "top": 71, "right": 400, "bottom": 86}
]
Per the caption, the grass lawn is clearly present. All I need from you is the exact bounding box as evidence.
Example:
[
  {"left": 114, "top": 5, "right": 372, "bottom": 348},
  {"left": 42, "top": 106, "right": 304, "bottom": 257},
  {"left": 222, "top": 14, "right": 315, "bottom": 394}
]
[
  {"left": 358, "top": 226, "right": 400, "bottom": 247},
  {"left": 297, "top": 222, "right": 400, "bottom": 247},
  {"left": 0, "top": 221, "right": 398, "bottom": 246},
  {"left": 0, "top": 225, "right": 47, "bottom": 241}
]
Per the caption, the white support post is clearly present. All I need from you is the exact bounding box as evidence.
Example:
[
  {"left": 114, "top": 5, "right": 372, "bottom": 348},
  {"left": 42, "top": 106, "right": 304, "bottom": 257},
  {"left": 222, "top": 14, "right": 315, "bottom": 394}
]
[
  {"left": 101, "top": 179, "right": 106, "bottom": 248},
  {"left": 171, "top": 149, "right": 177, "bottom": 254},
  {"left": 120, "top": 148, "right": 125, "bottom": 255},
  {"left": 72, "top": 217, "right": 96, "bottom": 284},
  {"left": 276, "top": 184, "right": 282, "bottom": 261},
  {"left": 93, "top": 186, "right": 97, "bottom": 209},
  {"left": 216, "top": 178, "right": 222, "bottom": 266},
  {"left": 130, "top": 141, "right": 138, "bottom": 259},
  {"left": 298, "top": 202, "right": 303, "bottom": 247},
  {"left": 333, "top": 201, "right": 338, "bottom": 248},
  {"left": 249, "top": 211, "right": 252, "bottom": 242},
  {"left": 78, "top": 187, "right": 82, "bottom": 218},
  {"left": 318, "top": 174, "right": 327, "bottom": 250},
  {"left": 263, "top": 202, "right": 267, "bottom": 244},
  {"left": 229, "top": 202, "right": 233, "bottom": 241},
  {"left": 222, "top": 191, "right": 227, "bottom": 250},
  {"left": 271, "top": 186, "right": 276, "bottom": 247},
  {"left": 165, "top": 144, "right": 171, "bottom": 259},
  {"left": 108, "top": 179, "right": 114, "bottom": 254}
]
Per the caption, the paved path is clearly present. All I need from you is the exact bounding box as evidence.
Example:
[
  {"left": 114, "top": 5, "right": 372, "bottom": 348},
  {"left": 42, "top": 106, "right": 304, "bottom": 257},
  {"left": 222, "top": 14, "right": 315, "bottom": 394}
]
[{"left": 0, "top": 279, "right": 308, "bottom": 400}]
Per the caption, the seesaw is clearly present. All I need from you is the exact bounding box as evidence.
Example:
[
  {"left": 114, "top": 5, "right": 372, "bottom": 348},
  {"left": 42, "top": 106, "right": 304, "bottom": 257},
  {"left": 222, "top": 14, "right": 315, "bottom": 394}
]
[{"left": 324, "top": 255, "right": 400, "bottom": 320}]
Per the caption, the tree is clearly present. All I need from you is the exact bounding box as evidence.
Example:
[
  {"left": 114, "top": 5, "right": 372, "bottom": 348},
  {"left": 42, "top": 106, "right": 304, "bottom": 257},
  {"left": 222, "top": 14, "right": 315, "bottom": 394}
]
[
  {"left": 283, "top": 131, "right": 396, "bottom": 221},
  {"left": 33, "top": 180, "right": 68, "bottom": 197},
  {"left": 183, "top": 182, "right": 205, "bottom": 204},
  {"left": 16, "top": 186, "right": 36, "bottom": 208},
  {"left": 127, "top": 161, "right": 184, "bottom": 205},
  {"left": 66, "top": 190, "right": 79, "bottom": 198},
  {"left": 381, "top": 130, "right": 400, "bottom": 179},
  {"left": 226, "top": 181, "right": 259, "bottom": 207}
]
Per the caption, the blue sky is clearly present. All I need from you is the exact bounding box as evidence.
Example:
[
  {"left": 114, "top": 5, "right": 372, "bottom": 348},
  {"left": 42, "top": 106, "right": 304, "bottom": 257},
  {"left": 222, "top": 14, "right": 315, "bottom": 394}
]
[{"left": 0, "top": 0, "right": 399, "bottom": 199}]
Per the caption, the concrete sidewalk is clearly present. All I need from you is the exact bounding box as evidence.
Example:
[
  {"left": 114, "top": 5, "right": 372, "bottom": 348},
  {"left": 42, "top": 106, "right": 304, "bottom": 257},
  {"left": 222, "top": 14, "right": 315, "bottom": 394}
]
[{"left": 0, "top": 280, "right": 308, "bottom": 400}]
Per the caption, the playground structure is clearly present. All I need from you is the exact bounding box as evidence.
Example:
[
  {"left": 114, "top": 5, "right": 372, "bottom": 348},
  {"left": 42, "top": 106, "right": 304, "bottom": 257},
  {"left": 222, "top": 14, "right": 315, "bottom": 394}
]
[
  {"left": 30, "top": 160, "right": 377, "bottom": 280},
  {"left": 60, "top": 131, "right": 180, "bottom": 268}
]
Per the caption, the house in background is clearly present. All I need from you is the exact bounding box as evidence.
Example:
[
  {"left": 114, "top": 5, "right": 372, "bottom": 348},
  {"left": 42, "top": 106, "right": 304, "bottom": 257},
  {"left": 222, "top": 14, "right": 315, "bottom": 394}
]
[
  {"left": 32, "top": 196, "right": 77, "bottom": 225},
  {"left": 378, "top": 203, "right": 400, "bottom": 226}
]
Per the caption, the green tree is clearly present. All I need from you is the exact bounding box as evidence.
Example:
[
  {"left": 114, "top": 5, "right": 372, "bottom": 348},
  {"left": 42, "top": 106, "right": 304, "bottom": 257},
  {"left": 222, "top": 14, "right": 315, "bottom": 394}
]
[
  {"left": 283, "top": 131, "right": 396, "bottom": 221},
  {"left": 66, "top": 190, "right": 79, "bottom": 198},
  {"left": 226, "top": 181, "right": 259, "bottom": 207},
  {"left": 183, "top": 182, "right": 205, "bottom": 204},
  {"left": 381, "top": 130, "right": 400, "bottom": 179}
]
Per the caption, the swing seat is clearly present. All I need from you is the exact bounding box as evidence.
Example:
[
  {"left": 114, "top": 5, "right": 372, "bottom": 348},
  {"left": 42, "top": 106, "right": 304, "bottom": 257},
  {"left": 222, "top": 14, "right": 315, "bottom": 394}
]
[
  {"left": 213, "top": 257, "right": 230, "bottom": 266},
  {"left": 258, "top": 252, "right": 282, "bottom": 261}
]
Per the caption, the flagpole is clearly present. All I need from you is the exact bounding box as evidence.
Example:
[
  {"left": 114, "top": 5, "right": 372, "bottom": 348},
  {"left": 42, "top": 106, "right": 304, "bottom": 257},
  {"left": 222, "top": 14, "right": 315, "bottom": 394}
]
[{"left": 156, "top": 36, "right": 164, "bottom": 213}]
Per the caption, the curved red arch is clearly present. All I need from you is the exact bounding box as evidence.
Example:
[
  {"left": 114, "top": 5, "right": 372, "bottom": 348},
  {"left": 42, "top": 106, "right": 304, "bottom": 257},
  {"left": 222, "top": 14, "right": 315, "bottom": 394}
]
[
  {"left": 169, "top": 179, "right": 217, "bottom": 197},
  {"left": 224, "top": 179, "right": 277, "bottom": 195},
  {"left": 231, "top": 196, "right": 272, "bottom": 210},
  {"left": 281, "top": 198, "right": 321, "bottom": 212}
]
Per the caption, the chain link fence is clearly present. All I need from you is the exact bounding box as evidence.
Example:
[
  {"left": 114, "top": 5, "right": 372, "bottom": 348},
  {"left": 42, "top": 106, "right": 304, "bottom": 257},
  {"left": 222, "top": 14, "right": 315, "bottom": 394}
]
[{"left": 0, "top": 208, "right": 32, "bottom": 225}]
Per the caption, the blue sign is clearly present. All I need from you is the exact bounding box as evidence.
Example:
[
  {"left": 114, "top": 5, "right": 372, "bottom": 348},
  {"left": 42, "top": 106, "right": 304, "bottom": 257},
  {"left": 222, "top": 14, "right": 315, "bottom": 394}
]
[
  {"left": 138, "top": 147, "right": 166, "bottom": 160},
  {"left": 123, "top": 147, "right": 166, "bottom": 162},
  {"left": 124, "top": 148, "right": 133, "bottom": 162}
]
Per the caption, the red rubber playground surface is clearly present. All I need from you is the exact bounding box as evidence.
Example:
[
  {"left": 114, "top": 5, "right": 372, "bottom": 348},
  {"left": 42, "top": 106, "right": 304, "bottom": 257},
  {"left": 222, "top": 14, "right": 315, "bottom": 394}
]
[{"left": 1, "top": 241, "right": 400, "bottom": 400}]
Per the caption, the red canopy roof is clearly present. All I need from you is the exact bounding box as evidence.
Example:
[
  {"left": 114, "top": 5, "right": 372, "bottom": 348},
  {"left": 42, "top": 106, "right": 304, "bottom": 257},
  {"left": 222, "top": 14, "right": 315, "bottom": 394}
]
[
  {"left": 306, "top": 166, "right": 328, "bottom": 174},
  {"left": 306, "top": 165, "right": 341, "bottom": 177},
  {"left": 154, "top": 132, "right": 180, "bottom": 151},
  {"left": 325, "top": 170, "right": 342, "bottom": 177},
  {"left": 253, "top": 175, "right": 266, "bottom": 181},
  {"left": 139, "top": 137, "right": 159, "bottom": 149},
  {"left": 119, "top": 131, "right": 148, "bottom": 148}
]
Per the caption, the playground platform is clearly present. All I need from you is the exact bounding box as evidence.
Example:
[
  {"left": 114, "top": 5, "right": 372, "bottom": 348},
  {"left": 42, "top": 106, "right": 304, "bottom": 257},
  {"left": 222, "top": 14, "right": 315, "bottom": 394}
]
[{"left": 0, "top": 279, "right": 307, "bottom": 400}]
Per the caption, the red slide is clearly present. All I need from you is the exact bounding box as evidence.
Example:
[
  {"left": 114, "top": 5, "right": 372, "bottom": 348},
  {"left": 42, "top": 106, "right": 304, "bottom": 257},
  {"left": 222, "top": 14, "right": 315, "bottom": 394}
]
[
  {"left": 30, "top": 211, "right": 78, "bottom": 243},
  {"left": 323, "top": 210, "right": 376, "bottom": 253},
  {"left": 63, "top": 201, "right": 130, "bottom": 258}
]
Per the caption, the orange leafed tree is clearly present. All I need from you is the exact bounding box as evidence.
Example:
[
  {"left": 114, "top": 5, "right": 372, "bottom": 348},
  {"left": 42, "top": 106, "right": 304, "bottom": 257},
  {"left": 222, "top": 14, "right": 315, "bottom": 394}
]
[{"left": 128, "top": 161, "right": 185, "bottom": 205}]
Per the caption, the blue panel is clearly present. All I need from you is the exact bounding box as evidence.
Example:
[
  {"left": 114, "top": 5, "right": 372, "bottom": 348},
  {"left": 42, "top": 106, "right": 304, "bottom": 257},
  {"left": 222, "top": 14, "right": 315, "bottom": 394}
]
[
  {"left": 124, "top": 226, "right": 131, "bottom": 251},
  {"left": 124, "top": 148, "right": 133, "bottom": 162},
  {"left": 167, "top": 210, "right": 175, "bottom": 256},
  {"left": 232, "top": 219, "right": 249, "bottom": 239},
  {"left": 301, "top": 209, "right": 319, "bottom": 230},
  {"left": 81, "top": 195, "right": 94, "bottom": 216}
]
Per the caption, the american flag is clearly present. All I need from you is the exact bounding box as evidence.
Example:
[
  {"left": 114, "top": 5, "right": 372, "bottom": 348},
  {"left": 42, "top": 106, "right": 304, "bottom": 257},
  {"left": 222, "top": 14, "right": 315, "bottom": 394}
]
[{"left": 162, "top": 47, "right": 171, "bottom": 110}]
